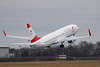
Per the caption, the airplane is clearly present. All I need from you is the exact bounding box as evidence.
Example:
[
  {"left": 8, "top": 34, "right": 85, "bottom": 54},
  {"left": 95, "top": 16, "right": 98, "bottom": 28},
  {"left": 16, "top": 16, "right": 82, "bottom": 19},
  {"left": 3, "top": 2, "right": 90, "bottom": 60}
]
[{"left": 3, "top": 23, "right": 91, "bottom": 48}]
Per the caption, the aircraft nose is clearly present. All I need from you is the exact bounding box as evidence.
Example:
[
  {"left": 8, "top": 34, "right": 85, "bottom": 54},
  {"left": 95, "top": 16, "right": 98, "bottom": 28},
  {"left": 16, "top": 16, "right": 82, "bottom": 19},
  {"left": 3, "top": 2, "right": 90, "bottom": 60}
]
[
  {"left": 76, "top": 26, "right": 79, "bottom": 30},
  {"left": 72, "top": 24, "right": 79, "bottom": 31},
  {"left": 74, "top": 25, "right": 79, "bottom": 31}
]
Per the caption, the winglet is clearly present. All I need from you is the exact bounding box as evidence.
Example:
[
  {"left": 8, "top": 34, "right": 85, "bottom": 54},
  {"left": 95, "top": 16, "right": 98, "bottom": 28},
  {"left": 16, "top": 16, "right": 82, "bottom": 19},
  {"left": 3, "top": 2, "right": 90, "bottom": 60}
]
[
  {"left": 3, "top": 29, "right": 7, "bottom": 36},
  {"left": 88, "top": 29, "right": 91, "bottom": 36}
]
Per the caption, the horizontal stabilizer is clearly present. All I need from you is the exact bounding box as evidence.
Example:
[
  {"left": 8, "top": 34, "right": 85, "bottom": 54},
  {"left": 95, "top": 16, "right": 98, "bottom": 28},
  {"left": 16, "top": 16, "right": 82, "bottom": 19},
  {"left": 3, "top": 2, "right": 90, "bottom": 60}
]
[
  {"left": 11, "top": 43, "right": 31, "bottom": 45},
  {"left": 3, "top": 29, "right": 30, "bottom": 39}
]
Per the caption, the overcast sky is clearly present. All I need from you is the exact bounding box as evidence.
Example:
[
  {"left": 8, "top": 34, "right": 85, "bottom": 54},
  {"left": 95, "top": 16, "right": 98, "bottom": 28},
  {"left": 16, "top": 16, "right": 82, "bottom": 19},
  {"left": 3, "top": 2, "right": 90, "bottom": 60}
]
[{"left": 0, "top": 0, "right": 100, "bottom": 48}]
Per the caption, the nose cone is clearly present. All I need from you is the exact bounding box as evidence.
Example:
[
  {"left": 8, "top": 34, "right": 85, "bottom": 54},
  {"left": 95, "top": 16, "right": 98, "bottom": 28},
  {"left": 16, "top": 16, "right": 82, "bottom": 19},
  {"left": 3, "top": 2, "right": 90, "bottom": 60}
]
[
  {"left": 72, "top": 24, "right": 79, "bottom": 33},
  {"left": 76, "top": 26, "right": 79, "bottom": 30},
  {"left": 75, "top": 26, "right": 79, "bottom": 33},
  {"left": 74, "top": 25, "right": 78, "bottom": 29},
  {"left": 72, "top": 24, "right": 79, "bottom": 29}
]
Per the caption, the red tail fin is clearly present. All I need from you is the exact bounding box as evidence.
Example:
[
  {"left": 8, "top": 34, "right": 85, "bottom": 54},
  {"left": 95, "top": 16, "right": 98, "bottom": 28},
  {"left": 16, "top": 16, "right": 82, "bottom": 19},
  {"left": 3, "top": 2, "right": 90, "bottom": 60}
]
[{"left": 27, "top": 23, "right": 42, "bottom": 43}]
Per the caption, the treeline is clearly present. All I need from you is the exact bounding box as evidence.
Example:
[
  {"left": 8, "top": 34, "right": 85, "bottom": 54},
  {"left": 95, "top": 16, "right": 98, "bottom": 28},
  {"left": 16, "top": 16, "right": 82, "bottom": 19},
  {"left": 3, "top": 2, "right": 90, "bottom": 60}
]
[{"left": 10, "top": 41, "right": 100, "bottom": 57}]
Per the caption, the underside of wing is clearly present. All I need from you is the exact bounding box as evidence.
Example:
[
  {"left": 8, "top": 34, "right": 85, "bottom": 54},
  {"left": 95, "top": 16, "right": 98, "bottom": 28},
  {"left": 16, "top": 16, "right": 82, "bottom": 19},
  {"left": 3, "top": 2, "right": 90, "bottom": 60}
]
[{"left": 66, "top": 29, "right": 91, "bottom": 41}]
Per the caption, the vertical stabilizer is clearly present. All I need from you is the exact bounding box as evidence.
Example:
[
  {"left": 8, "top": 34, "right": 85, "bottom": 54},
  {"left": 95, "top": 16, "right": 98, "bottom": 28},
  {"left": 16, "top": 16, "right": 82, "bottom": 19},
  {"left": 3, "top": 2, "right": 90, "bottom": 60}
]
[{"left": 27, "top": 23, "right": 41, "bottom": 43}]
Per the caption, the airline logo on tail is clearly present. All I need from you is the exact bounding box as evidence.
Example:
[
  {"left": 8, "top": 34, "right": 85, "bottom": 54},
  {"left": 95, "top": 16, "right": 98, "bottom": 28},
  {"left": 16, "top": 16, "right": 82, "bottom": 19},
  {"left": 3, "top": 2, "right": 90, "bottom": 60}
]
[{"left": 30, "top": 30, "right": 32, "bottom": 35}]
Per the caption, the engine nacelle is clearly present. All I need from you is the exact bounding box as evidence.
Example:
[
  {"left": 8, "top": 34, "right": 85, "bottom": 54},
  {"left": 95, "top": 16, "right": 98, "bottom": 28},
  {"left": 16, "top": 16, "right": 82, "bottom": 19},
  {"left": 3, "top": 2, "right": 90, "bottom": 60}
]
[
  {"left": 68, "top": 40, "right": 72, "bottom": 43},
  {"left": 68, "top": 40, "right": 76, "bottom": 43},
  {"left": 68, "top": 36, "right": 76, "bottom": 43}
]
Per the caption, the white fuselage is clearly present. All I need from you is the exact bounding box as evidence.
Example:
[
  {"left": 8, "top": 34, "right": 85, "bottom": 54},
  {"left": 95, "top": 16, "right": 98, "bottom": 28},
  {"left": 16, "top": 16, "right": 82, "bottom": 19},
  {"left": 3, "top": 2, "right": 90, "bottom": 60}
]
[{"left": 31, "top": 24, "right": 79, "bottom": 48}]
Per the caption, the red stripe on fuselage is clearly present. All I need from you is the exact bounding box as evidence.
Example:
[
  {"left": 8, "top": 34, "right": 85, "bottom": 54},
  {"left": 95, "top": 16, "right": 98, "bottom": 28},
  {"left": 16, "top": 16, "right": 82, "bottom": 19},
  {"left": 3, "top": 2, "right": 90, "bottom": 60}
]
[{"left": 31, "top": 35, "right": 41, "bottom": 43}]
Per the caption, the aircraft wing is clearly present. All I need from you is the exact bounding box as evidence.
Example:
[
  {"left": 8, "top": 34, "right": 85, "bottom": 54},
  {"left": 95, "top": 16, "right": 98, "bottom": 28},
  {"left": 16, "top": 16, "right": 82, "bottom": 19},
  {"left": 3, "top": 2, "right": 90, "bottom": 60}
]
[
  {"left": 66, "top": 29, "right": 91, "bottom": 41},
  {"left": 66, "top": 36, "right": 89, "bottom": 41},
  {"left": 3, "top": 29, "right": 30, "bottom": 39}
]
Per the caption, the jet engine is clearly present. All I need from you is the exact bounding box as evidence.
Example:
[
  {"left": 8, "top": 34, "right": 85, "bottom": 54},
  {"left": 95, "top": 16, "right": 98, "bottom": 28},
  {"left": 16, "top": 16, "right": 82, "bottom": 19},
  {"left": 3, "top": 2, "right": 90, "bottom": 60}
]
[
  {"left": 68, "top": 40, "right": 76, "bottom": 43},
  {"left": 68, "top": 36, "right": 76, "bottom": 43}
]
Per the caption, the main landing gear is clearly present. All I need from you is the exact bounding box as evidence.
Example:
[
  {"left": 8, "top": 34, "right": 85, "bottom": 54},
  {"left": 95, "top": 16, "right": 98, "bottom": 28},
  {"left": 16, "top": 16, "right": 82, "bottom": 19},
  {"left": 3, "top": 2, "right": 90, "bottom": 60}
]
[{"left": 60, "top": 41, "right": 64, "bottom": 48}]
